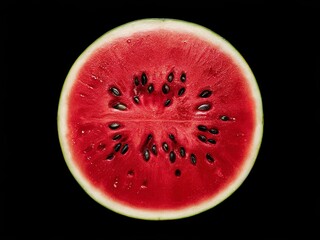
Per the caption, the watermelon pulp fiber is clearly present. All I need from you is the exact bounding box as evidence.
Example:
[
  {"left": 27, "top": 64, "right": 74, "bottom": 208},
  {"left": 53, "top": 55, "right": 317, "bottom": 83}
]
[{"left": 58, "top": 19, "right": 263, "bottom": 219}]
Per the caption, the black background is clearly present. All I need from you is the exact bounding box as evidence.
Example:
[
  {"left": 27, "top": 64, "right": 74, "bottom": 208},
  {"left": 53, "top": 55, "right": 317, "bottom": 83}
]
[{"left": 3, "top": 1, "right": 319, "bottom": 237}]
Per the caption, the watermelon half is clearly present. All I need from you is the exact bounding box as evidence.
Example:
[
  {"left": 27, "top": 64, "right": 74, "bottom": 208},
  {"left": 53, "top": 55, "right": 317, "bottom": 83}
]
[{"left": 58, "top": 18, "right": 263, "bottom": 220}]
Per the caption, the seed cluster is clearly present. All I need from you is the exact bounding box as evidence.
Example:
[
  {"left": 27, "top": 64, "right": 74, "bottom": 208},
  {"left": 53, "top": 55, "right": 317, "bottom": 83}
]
[
  {"left": 141, "top": 134, "right": 157, "bottom": 162},
  {"left": 130, "top": 71, "right": 188, "bottom": 108},
  {"left": 194, "top": 123, "right": 221, "bottom": 163},
  {"left": 143, "top": 132, "right": 192, "bottom": 176},
  {"left": 107, "top": 71, "right": 224, "bottom": 115},
  {"left": 103, "top": 122, "right": 219, "bottom": 174},
  {"left": 140, "top": 131, "right": 216, "bottom": 175},
  {"left": 83, "top": 70, "right": 235, "bottom": 177},
  {"left": 163, "top": 71, "right": 187, "bottom": 107},
  {"left": 196, "top": 124, "right": 218, "bottom": 145},
  {"left": 105, "top": 122, "right": 130, "bottom": 160}
]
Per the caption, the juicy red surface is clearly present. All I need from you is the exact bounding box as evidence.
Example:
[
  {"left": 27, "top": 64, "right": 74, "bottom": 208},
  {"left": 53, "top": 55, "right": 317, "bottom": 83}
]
[{"left": 67, "top": 29, "right": 256, "bottom": 210}]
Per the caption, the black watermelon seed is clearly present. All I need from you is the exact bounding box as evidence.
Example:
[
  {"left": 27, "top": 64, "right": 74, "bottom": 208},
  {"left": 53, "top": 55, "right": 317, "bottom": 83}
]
[
  {"left": 113, "top": 103, "right": 127, "bottom": 111},
  {"left": 169, "top": 151, "right": 176, "bottom": 163},
  {"left": 143, "top": 149, "right": 150, "bottom": 161},
  {"left": 109, "top": 123, "right": 120, "bottom": 129},
  {"left": 147, "top": 134, "right": 153, "bottom": 143},
  {"left": 112, "top": 134, "right": 122, "bottom": 140},
  {"left": 178, "top": 87, "right": 186, "bottom": 96},
  {"left": 147, "top": 84, "right": 154, "bottom": 93},
  {"left": 179, "top": 147, "right": 186, "bottom": 158},
  {"left": 164, "top": 99, "right": 171, "bottom": 107},
  {"left": 208, "top": 139, "right": 216, "bottom": 144},
  {"left": 162, "top": 142, "right": 169, "bottom": 152},
  {"left": 209, "top": 128, "right": 219, "bottom": 134},
  {"left": 114, "top": 143, "right": 122, "bottom": 152},
  {"left": 220, "top": 115, "right": 230, "bottom": 121},
  {"left": 133, "top": 96, "right": 140, "bottom": 104},
  {"left": 206, "top": 153, "right": 215, "bottom": 163},
  {"left": 199, "top": 90, "right": 212, "bottom": 98},
  {"left": 162, "top": 84, "right": 170, "bottom": 94},
  {"left": 198, "top": 135, "right": 207, "bottom": 143},
  {"left": 121, "top": 144, "right": 129, "bottom": 154},
  {"left": 106, "top": 153, "right": 114, "bottom": 160},
  {"left": 180, "top": 73, "right": 186, "bottom": 82},
  {"left": 197, "top": 104, "right": 211, "bottom": 111},
  {"left": 134, "top": 76, "right": 139, "bottom": 86},
  {"left": 110, "top": 87, "right": 121, "bottom": 96},
  {"left": 169, "top": 133, "right": 175, "bottom": 141},
  {"left": 175, "top": 169, "right": 181, "bottom": 177},
  {"left": 197, "top": 125, "right": 207, "bottom": 131},
  {"left": 190, "top": 154, "right": 197, "bottom": 165},
  {"left": 141, "top": 73, "right": 147, "bottom": 85},
  {"left": 151, "top": 144, "right": 157, "bottom": 155},
  {"left": 167, "top": 72, "right": 174, "bottom": 82}
]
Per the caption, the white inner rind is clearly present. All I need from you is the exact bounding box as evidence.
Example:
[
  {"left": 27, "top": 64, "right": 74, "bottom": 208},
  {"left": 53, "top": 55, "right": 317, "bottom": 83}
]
[{"left": 57, "top": 18, "right": 263, "bottom": 220}]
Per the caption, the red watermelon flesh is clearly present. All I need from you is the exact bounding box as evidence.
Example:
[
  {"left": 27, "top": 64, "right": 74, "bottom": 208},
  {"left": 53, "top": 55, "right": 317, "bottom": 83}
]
[{"left": 58, "top": 19, "right": 263, "bottom": 220}]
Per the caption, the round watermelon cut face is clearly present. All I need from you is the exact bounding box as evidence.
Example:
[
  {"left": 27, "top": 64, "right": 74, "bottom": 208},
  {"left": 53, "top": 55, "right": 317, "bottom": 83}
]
[{"left": 58, "top": 19, "right": 263, "bottom": 220}]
